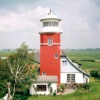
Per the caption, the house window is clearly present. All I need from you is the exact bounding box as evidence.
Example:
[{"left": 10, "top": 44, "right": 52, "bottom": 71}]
[
  {"left": 48, "top": 38, "right": 53, "bottom": 46},
  {"left": 67, "top": 74, "right": 75, "bottom": 82},
  {"left": 37, "top": 85, "right": 46, "bottom": 91},
  {"left": 62, "top": 60, "right": 67, "bottom": 65},
  {"left": 54, "top": 54, "right": 58, "bottom": 59},
  {"left": 42, "top": 72, "right": 46, "bottom": 75}
]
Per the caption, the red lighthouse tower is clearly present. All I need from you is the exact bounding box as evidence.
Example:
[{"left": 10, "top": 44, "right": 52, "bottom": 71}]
[{"left": 39, "top": 10, "right": 62, "bottom": 83}]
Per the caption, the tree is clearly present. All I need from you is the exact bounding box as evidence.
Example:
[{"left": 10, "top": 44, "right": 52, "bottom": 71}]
[
  {"left": 16, "top": 42, "right": 28, "bottom": 59},
  {"left": 7, "top": 42, "right": 38, "bottom": 99},
  {"left": 0, "top": 59, "right": 10, "bottom": 97},
  {"left": 90, "top": 70, "right": 99, "bottom": 77}
]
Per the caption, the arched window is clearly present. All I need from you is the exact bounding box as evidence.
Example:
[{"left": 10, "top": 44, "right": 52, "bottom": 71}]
[{"left": 48, "top": 38, "right": 53, "bottom": 46}]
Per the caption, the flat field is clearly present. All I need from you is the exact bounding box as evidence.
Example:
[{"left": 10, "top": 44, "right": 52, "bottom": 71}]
[
  {"left": 64, "top": 50, "right": 100, "bottom": 72},
  {"left": 0, "top": 51, "right": 15, "bottom": 57}
]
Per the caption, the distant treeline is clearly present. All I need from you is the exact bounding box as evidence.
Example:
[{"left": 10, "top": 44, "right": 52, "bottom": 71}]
[
  {"left": 0, "top": 48, "right": 39, "bottom": 52},
  {"left": 80, "top": 60, "right": 95, "bottom": 62},
  {"left": 63, "top": 48, "right": 100, "bottom": 52}
]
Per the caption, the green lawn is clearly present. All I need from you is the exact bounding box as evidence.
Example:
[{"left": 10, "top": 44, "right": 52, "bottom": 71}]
[{"left": 64, "top": 50, "right": 100, "bottom": 71}]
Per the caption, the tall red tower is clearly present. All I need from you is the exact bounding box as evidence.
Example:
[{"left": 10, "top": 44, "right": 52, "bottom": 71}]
[{"left": 39, "top": 10, "right": 62, "bottom": 83}]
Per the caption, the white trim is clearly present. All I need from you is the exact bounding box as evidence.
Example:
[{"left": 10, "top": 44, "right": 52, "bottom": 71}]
[{"left": 41, "top": 43, "right": 60, "bottom": 46}]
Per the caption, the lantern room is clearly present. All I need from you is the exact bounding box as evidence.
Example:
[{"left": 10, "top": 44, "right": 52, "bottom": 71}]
[{"left": 40, "top": 10, "right": 62, "bottom": 33}]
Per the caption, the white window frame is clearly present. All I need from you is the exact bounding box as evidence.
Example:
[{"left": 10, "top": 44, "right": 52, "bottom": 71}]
[
  {"left": 42, "top": 72, "right": 46, "bottom": 75},
  {"left": 37, "top": 85, "right": 47, "bottom": 91},
  {"left": 54, "top": 54, "right": 58, "bottom": 59},
  {"left": 62, "top": 60, "right": 67, "bottom": 65},
  {"left": 67, "top": 74, "right": 75, "bottom": 82},
  {"left": 48, "top": 38, "right": 53, "bottom": 46}
]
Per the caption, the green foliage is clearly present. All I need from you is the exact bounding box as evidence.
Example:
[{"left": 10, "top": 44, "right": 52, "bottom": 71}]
[
  {"left": 90, "top": 70, "right": 99, "bottom": 77},
  {"left": 50, "top": 87, "right": 53, "bottom": 95},
  {"left": 0, "top": 60, "right": 11, "bottom": 97},
  {"left": 57, "top": 84, "right": 65, "bottom": 92},
  {"left": 52, "top": 91, "right": 56, "bottom": 96},
  {"left": 27, "top": 51, "right": 34, "bottom": 60},
  {"left": 48, "top": 82, "right": 51, "bottom": 87},
  {"left": 60, "top": 84, "right": 65, "bottom": 92},
  {"left": 0, "top": 42, "right": 38, "bottom": 99},
  {"left": 16, "top": 42, "right": 28, "bottom": 59},
  {"left": 57, "top": 87, "right": 63, "bottom": 92},
  {"left": 80, "top": 83, "right": 91, "bottom": 91}
]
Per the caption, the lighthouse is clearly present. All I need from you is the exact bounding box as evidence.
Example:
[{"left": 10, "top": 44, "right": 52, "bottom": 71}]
[
  {"left": 30, "top": 10, "right": 90, "bottom": 95},
  {"left": 39, "top": 10, "right": 62, "bottom": 83}
]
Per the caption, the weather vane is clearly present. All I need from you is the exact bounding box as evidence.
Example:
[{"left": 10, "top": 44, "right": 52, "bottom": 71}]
[{"left": 48, "top": 9, "right": 52, "bottom": 15}]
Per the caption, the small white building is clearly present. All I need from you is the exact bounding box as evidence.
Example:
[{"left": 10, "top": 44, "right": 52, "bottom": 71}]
[
  {"left": 60, "top": 55, "right": 90, "bottom": 84},
  {"left": 30, "top": 76, "right": 58, "bottom": 95}
]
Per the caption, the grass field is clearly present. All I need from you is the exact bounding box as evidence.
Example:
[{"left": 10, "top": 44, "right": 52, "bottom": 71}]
[
  {"left": 0, "top": 51, "right": 15, "bottom": 57},
  {"left": 64, "top": 50, "right": 100, "bottom": 72}
]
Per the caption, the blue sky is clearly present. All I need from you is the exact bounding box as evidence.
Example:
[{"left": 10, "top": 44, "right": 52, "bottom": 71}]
[{"left": 0, "top": 0, "right": 100, "bottom": 49}]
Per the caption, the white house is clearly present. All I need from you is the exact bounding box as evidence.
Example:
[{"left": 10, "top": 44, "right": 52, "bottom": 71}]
[
  {"left": 30, "top": 76, "right": 58, "bottom": 95},
  {"left": 60, "top": 54, "right": 90, "bottom": 84}
]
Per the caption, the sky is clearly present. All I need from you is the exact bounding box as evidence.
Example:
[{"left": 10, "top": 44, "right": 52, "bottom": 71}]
[{"left": 0, "top": 0, "right": 100, "bottom": 49}]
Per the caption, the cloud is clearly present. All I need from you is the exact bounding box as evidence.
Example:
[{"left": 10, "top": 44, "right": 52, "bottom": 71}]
[
  {"left": 0, "top": 6, "right": 49, "bottom": 49},
  {"left": 0, "top": 0, "right": 100, "bottom": 49},
  {"left": 0, "top": 6, "right": 49, "bottom": 33}
]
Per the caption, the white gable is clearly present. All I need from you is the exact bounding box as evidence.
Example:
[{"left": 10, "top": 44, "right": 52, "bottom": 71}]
[
  {"left": 60, "top": 56, "right": 90, "bottom": 84},
  {"left": 61, "top": 57, "right": 79, "bottom": 73}
]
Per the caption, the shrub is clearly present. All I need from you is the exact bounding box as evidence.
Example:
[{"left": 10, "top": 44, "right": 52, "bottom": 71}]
[
  {"left": 90, "top": 70, "right": 99, "bottom": 77},
  {"left": 53, "top": 91, "right": 56, "bottom": 96},
  {"left": 81, "top": 83, "right": 91, "bottom": 91},
  {"left": 57, "top": 87, "right": 63, "bottom": 92},
  {"left": 60, "top": 84, "right": 65, "bottom": 92},
  {"left": 50, "top": 87, "right": 53, "bottom": 94}
]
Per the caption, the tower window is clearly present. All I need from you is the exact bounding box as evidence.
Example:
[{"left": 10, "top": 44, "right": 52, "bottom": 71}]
[
  {"left": 43, "top": 22, "right": 58, "bottom": 27},
  {"left": 54, "top": 54, "right": 58, "bottom": 59},
  {"left": 54, "top": 22, "right": 58, "bottom": 26},
  {"left": 48, "top": 38, "right": 53, "bottom": 46},
  {"left": 42, "top": 72, "right": 46, "bottom": 75}
]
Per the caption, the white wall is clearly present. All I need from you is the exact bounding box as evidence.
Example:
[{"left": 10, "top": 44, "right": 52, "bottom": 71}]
[
  {"left": 60, "top": 72, "right": 84, "bottom": 83},
  {"left": 60, "top": 57, "right": 79, "bottom": 73},
  {"left": 30, "top": 83, "right": 57, "bottom": 95},
  {"left": 60, "top": 57, "right": 89, "bottom": 84}
]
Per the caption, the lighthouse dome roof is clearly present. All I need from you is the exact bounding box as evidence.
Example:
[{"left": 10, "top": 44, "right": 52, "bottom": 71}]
[{"left": 40, "top": 11, "right": 61, "bottom": 21}]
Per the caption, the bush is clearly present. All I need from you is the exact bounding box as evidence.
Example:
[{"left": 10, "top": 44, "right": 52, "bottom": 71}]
[
  {"left": 60, "top": 84, "right": 65, "bottom": 92},
  {"left": 57, "top": 87, "right": 63, "bottom": 92},
  {"left": 90, "top": 70, "right": 99, "bottom": 77},
  {"left": 50, "top": 87, "right": 53, "bottom": 94},
  {"left": 80, "top": 83, "right": 91, "bottom": 91},
  {"left": 53, "top": 91, "right": 56, "bottom": 96}
]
